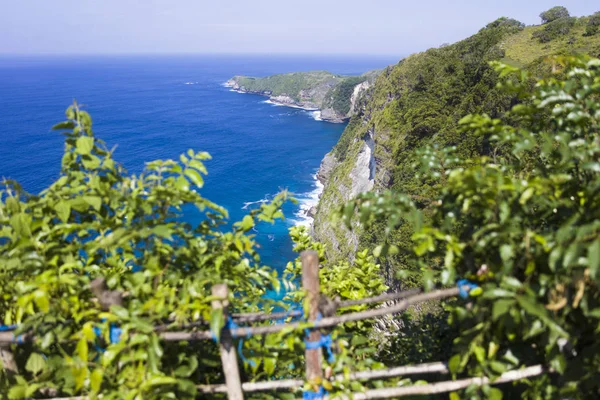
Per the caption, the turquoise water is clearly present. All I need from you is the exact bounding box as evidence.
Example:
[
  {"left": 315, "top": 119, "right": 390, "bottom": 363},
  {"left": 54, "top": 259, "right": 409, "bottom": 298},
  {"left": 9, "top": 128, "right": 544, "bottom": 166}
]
[{"left": 0, "top": 54, "right": 397, "bottom": 270}]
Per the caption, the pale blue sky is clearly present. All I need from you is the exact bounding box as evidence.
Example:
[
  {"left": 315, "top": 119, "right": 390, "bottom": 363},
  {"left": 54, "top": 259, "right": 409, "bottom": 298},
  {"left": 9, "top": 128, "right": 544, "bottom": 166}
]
[{"left": 0, "top": 0, "right": 597, "bottom": 55}]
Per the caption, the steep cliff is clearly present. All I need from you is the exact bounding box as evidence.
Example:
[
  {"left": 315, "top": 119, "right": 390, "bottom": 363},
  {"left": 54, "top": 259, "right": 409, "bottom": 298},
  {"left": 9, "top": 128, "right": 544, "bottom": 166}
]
[{"left": 313, "top": 14, "right": 600, "bottom": 271}]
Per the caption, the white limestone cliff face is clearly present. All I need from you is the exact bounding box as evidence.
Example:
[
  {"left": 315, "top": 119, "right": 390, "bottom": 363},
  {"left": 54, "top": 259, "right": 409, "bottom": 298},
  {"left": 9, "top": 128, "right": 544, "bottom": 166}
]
[
  {"left": 348, "top": 81, "right": 371, "bottom": 117},
  {"left": 349, "top": 134, "right": 375, "bottom": 197}
]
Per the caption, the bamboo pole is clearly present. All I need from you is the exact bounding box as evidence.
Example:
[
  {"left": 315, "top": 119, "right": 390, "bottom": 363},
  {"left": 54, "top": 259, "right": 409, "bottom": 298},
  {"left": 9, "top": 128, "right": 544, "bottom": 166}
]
[
  {"left": 230, "top": 288, "right": 423, "bottom": 324},
  {"left": 325, "top": 365, "right": 544, "bottom": 399},
  {"left": 212, "top": 284, "right": 244, "bottom": 400},
  {"left": 38, "top": 363, "right": 542, "bottom": 399},
  {"left": 302, "top": 250, "right": 323, "bottom": 383},
  {"left": 0, "top": 288, "right": 462, "bottom": 345},
  {"left": 196, "top": 362, "right": 450, "bottom": 393}
]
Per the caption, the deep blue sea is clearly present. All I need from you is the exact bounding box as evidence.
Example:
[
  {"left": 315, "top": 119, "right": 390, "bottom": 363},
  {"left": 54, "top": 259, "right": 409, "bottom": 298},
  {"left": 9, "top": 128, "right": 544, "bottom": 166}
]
[{"left": 0, "top": 54, "right": 397, "bottom": 270}]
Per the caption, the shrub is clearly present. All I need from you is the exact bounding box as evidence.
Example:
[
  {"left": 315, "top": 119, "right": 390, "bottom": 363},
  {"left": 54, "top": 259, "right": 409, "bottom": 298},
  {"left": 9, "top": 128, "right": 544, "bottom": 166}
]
[
  {"left": 584, "top": 11, "right": 600, "bottom": 37},
  {"left": 533, "top": 16, "right": 576, "bottom": 43},
  {"left": 540, "top": 6, "right": 570, "bottom": 24}
]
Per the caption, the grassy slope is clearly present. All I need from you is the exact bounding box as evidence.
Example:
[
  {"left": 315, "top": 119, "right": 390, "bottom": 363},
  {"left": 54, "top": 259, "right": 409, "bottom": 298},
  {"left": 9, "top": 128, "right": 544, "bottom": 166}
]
[
  {"left": 314, "top": 15, "right": 600, "bottom": 272},
  {"left": 503, "top": 17, "right": 600, "bottom": 66}
]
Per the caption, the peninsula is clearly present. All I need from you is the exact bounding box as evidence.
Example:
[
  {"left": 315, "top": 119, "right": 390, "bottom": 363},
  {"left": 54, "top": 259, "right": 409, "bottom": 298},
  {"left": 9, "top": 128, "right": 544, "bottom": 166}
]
[{"left": 225, "top": 70, "right": 380, "bottom": 122}]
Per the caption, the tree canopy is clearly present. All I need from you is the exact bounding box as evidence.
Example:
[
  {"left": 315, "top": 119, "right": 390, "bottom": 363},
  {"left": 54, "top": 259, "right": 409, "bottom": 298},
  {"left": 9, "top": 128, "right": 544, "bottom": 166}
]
[{"left": 540, "top": 6, "right": 570, "bottom": 24}]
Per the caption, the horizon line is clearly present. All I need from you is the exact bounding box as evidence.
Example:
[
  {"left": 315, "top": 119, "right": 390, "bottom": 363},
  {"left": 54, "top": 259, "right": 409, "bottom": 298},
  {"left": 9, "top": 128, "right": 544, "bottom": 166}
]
[{"left": 0, "top": 51, "right": 407, "bottom": 58}]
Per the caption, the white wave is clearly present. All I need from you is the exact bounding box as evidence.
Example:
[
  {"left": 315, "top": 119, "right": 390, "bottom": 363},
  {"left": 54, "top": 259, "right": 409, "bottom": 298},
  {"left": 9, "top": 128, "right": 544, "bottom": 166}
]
[
  {"left": 262, "top": 100, "right": 284, "bottom": 106},
  {"left": 242, "top": 198, "right": 269, "bottom": 210},
  {"left": 292, "top": 174, "right": 324, "bottom": 227},
  {"left": 309, "top": 111, "right": 322, "bottom": 121},
  {"left": 184, "top": 82, "right": 199, "bottom": 85}
]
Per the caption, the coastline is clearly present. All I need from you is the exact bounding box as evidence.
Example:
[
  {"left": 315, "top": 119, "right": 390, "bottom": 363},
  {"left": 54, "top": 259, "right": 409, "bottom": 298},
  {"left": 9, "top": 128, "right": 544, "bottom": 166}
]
[
  {"left": 224, "top": 80, "right": 342, "bottom": 228},
  {"left": 224, "top": 80, "right": 342, "bottom": 123}
]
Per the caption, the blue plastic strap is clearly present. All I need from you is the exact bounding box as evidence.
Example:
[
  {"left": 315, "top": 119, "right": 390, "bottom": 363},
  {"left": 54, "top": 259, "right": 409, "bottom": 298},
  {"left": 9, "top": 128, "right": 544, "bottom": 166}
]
[
  {"left": 303, "top": 386, "right": 327, "bottom": 400},
  {"left": 0, "top": 325, "right": 17, "bottom": 332},
  {"left": 109, "top": 325, "right": 122, "bottom": 344},
  {"left": 457, "top": 279, "right": 479, "bottom": 299},
  {"left": 305, "top": 334, "right": 335, "bottom": 363}
]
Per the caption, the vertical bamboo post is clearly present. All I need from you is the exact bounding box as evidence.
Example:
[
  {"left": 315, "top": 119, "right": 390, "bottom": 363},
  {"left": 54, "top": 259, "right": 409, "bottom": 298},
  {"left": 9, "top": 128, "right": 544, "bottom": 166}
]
[
  {"left": 0, "top": 346, "right": 18, "bottom": 375},
  {"left": 301, "top": 250, "right": 323, "bottom": 382},
  {"left": 212, "top": 284, "right": 244, "bottom": 400}
]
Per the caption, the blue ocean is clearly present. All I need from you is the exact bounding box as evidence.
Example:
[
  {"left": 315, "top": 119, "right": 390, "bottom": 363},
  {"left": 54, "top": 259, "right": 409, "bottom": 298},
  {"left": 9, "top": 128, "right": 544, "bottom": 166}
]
[{"left": 0, "top": 55, "right": 397, "bottom": 270}]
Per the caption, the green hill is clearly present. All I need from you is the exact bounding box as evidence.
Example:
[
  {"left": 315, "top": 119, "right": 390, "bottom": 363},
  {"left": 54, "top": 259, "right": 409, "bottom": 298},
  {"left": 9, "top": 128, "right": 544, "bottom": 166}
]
[{"left": 313, "top": 12, "right": 600, "bottom": 277}]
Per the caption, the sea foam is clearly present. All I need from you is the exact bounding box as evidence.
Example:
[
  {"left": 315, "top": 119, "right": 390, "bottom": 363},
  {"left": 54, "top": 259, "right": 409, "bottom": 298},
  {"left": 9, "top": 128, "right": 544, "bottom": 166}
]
[{"left": 291, "top": 174, "right": 324, "bottom": 227}]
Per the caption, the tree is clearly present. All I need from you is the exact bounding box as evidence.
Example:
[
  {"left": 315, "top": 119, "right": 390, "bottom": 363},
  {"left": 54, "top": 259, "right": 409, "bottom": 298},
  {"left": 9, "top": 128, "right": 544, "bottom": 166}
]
[
  {"left": 585, "top": 11, "right": 600, "bottom": 36},
  {"left": 540, "top": 6, "right": 570, "bottom": 24},
  {"left": 340, "top": 57, "right": 600, "bottom": 398}
]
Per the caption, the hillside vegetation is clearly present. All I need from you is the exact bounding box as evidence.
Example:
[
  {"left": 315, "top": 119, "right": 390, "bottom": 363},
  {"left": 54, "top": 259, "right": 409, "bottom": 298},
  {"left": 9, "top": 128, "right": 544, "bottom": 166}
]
[
  {"left": 314, "top": 11, "right": 600, "bottom": 269},
  {"left": 312, "top": 8, "right": 600, "bottom": 373}
]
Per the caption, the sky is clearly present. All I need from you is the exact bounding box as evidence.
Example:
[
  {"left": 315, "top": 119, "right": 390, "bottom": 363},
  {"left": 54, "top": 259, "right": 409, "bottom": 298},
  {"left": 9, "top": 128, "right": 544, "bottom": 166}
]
[{"left": 0, "top": 0, "right": 598, "bottom": 56}]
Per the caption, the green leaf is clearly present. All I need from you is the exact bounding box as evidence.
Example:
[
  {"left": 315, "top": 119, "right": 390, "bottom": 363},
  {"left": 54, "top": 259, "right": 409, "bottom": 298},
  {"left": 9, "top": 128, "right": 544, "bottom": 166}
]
[
  {"left": 492, "top": 299, "right": 515, "bottom": 320},
  {"left": 76, "top": 337, "right": 89, "bottom": 362},
  {"left": 52, "top": 121, "right": 76, "bottom": 130},
  {"left": 184, "top": 169, "right": 204, "bottom": 187},
  {"left": 75, "top": 136, "right": 94, "bottom": 155},
  {"left": 83, "top": 196, "right": 102, "bottom": 211},
  {"left": 151, "top": 225, "right": 173, "bottom": 240},
  {"left": 588, "top": 239, "right": 600, "bottom": 279},
  {"left": 55, "top": 200, "right": 71, "bottom": 222},
  {"left": 517, "top": 295, "right": 568, "bottom": 338},
  {"left": 239, "top": 215, "right": 254, "bottom": 232},
  {"left": 90, "top": 368, "right": 103, "bottom": 393},
  {"left": 488, "top": 387, "right": 503, "bottom": 400},
  {"left": 448, "top": 354, "right": 461, "bottom": 375},
  {"left": 25, "top": 353, "right": 46, "bottom": 375},
  {"left": 8, "top": 385, "right": 27, "bottom": 400},
  {"left": 210, "top": 308, "right": 225, "bottom": 342}
]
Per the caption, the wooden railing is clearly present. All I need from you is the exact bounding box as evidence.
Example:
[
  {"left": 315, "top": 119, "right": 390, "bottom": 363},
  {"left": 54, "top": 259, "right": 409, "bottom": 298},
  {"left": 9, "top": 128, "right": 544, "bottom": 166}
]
[{"left": 0, "top": 251, "right": 544, "bottom": 399}]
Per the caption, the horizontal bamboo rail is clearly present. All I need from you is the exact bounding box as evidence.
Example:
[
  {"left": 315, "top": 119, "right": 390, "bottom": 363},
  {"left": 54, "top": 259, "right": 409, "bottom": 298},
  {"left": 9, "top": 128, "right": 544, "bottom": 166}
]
[
  {"left": 157, "top": 288, "right": 460, "bottom": 341},
  {"left": 0, "top": 288, "right": 456, "bottom": 345},
  {"left": 34, "top": 363, "right": 542, "bottom": 399},
  {"left": 326, "top": 365, "right": 544, "bottom": 399},
  {"left": 197, "top": 362, "right": 449, "bottom": 394}
]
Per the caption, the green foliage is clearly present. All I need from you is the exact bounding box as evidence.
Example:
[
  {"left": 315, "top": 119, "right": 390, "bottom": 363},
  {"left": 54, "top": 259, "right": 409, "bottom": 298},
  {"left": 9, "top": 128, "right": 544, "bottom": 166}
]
[
  {"left": 540, "top": 6, "right": 570, "bottom": 24},
  {"left": 285, "top": 226, "right": 387, "bottom": 308},
  {"left": 533, "top": 16, "right": 576, "bottom": 43},
  {"left": 584, "top": 12, "right": 600, "bottom": 37},
  {"left": 0, "top": 102, "right": 291, "bottom": 398},
  {"left": 323, "top": 76, "right": 366, "bottom": 116},
  {"left": 0, "top": 103, "right": 397, "bottom": 398},
  {"left": 340, "top": 57, "right": 600, "bottom": 398}
]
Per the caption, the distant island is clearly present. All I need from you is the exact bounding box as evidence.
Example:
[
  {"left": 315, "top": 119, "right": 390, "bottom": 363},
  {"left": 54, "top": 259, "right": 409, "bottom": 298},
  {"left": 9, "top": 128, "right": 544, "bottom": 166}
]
[{"left": 225, "top": 70, "right": 381, "bottom": 122}]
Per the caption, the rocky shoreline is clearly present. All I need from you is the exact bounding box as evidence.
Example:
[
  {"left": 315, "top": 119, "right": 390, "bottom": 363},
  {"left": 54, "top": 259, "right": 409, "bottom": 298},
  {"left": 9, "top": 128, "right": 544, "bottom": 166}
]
[{"left": 224, "top": 78, "right": 347, "bottom": 123}]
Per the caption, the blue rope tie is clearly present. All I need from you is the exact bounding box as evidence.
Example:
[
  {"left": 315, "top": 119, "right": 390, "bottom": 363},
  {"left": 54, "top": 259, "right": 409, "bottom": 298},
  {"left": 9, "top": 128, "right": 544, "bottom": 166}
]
[
  {"left": 305, "top": 333, "right": 335, "bottom": 363},
  {"left": 0, "top": 325, "right": 17, "bottom": 332},
  {"left": 457, "top": 279, "right": 479, "bottom": 299},
  {"left": 304, "top": 313, "right": 336, "bottom": 363},
  {"left": 93, "top": 323, "right": 122, "bottom": 353},
  {"left": 303, "top": 386, "right": 327, "bottom": 400}
]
